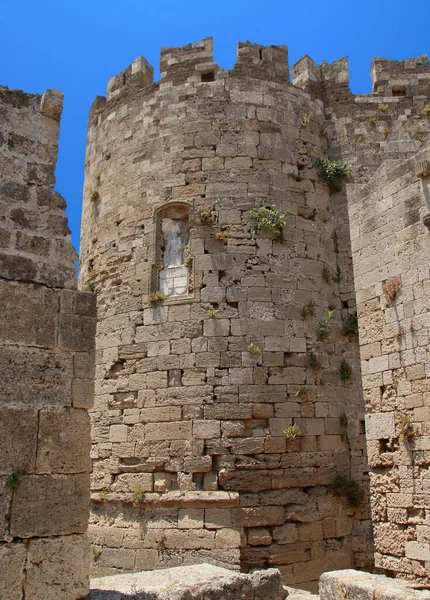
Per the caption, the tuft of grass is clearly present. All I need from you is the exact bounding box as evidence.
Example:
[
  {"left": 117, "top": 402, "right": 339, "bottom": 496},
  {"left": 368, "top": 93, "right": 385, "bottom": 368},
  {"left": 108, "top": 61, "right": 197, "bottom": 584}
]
[
  {"left": 378, "top": 103, "right": 389, "bottom": 112},
  {"left": 339, "top": 359, "right": 352, "bottom": 381},
  {"left": 397, "top": 412, "right": 416, "bottom": 443},
  {"left": 6, "top": 468, "right": 28, "bottom": 492},
  {"left": 383, "top": 277, "right": 401, "bottom": 305},
  {"left": 308, "top": 352, "right": 322, "bottom": 371},
  {"left": 247, "top": 342, "right": 261, "bottom": 357},
  {"left": 132, "top": 485, "right": 146, "bottom": 507},
  {"left": 195, "top": 206, "right": 213, "bottom": 226},
  {"left": 294, "top": 385, "right": 307, "bottom": 398},
  {"left": 332, "top": 265, "right": 342, "bottom": 283},
  {"left": 284, "top": 423, "right": 302, "bottom": 441},
  {"left": 316, "top": 310, "right": 335, "bottom": 341},
  {"left": 301, "top": 113, "right": 311, "bottom": 128},
  {"left": 90, "top": 189, "right": 100, "bottom": 202},
  {"left": 368, "top": 116, "right": 377, "bottom": 128},
  {"left": 148, "top": 291, "right": 167, "bottom": 306},
  {"left": 331, "top": 475, "right": 364, "bottom": 507},
  {"left": 208, "top": 309, "right": 218, "bottom": 318},
  {"left": 425, "top": 104, "right": 430, "bottom": 116},
  {"left": 322, "top": 266, "right": 331, "bottom": 283},
  {"left": 301, "top": 300, "right": 315, "bottom": 319},
  {"left": 214, "top": 230, "right": 229, "bottom": 243}
]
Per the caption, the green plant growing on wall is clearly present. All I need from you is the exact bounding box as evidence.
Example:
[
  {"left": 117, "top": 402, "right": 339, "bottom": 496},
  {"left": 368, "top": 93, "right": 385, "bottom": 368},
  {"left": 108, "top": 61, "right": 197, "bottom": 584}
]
[
  {"left": 301, "top": 300, "right": 315, "bottom": 319},
  {"left": 316, "top": 158, "right": 352, "bottom": 192},
  {"left": 425, "top": 104, "right": 430, "bottom": 116},
  {"left": 342, "top": 313, "right": 358, "bottom": 336},
  {"left": 148, "top": 291, "right": 167, "bottom": 306},
  {"left": 332, "top": 265, "right": 342, "bottom": 283},
  {"left": 208, "top": 309, "right": 218, "bottom": 319},
  {"left": 284, "top": 423, "right": 302, "bottom": 441},
  {"left": 6, "top": 468, "right": 28, "bottom": 492},
  {"left": 316, "top": 310, "right": 335, "bottom": 341},
  {"left": 397, "top": 412, "right": 416, "bottom": 442},
  {"left": 248, "top": 342, "right": 261, "bottom": 357},
  {"left": 378, "top": 103, "right": 389, "bottom": 112},
  {"left": 249, "top": 205, "right": 288, "bottom": 242},
  {"left": 308, "top": 352, "right": 322, "bottom": 371},
  {"left": 132, "top": 485, "right": 146, "bottom": 507},
  {"left": 368, "top": 116, "right": 377, "bottom": 128},
  {"left": 331, "top": 475, "right": 364, "bottom": 507},
  {"left": 339, "top": 359, "right": 352, "bottom": 381},
  {"left": 340, "top": 413, "right": 348, "bottom": 442},
  {"left": 383, "top": 276, "right": 401, "bottom": 305},
  {"left": 195, "top": 205, "right": 213, "bottom": 225},
  {"left": 92, "top": 546, "right": 103, "bottom": 560}
]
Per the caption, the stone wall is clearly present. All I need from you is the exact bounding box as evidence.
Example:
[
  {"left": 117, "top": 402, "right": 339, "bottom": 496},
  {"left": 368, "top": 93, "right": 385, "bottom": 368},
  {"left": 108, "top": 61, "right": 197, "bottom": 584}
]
[
  {"left": 0, "top": 87, "right": 96, "bottom": 599},
  {"left": 80, "top": 38, "right": 370, "bottom": 591},
  {"left": 348, "top": 142, "right": 430, "bottom": 583}
]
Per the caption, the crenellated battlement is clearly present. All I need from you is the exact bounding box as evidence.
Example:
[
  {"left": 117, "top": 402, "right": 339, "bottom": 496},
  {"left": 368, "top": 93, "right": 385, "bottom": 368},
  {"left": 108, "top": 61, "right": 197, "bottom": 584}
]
[
  {"left": 371, "top": 54, "right": 429, "bottom": 95},
  {"left": 106, "top": 55, "right": 154, "bottom": 101}
]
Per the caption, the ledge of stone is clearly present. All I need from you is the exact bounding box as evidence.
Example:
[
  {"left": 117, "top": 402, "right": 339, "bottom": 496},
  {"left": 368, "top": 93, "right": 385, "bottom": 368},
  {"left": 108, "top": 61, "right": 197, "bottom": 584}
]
[
  {"left": 320, "top": 569, "right": 430, "bottom": 600},
  {"left": 88, "top": 563, "right": 284, "bottom": 600},
  {"left": 91, "top": 490, "right": 240, "bottom": 508}
]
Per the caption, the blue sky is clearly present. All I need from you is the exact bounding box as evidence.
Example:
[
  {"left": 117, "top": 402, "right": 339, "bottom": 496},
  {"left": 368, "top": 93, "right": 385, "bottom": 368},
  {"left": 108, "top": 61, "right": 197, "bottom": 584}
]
[{"left": 1, "top": 0, "right": 429, "bottom": 253}]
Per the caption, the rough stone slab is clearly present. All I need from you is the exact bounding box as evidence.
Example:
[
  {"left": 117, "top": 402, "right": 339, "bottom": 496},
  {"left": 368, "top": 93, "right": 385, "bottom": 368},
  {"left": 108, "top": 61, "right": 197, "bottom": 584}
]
[
  {"left": 319, "top": 569, "right": 430, "bottom": 600},
  {"left": 25, "top": 534, "right": 90, "bottom": 600},
  {"left": 89, "top": 563, "right": 284, "bottom": 600}
]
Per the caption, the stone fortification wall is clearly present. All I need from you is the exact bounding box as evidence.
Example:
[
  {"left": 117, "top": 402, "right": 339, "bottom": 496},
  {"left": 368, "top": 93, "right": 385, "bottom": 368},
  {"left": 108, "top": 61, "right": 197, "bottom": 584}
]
[
  {"left": 0, "top": 87, "right": 95, "bottom": 599},
  {"left": 80, "top": 38, "right": 370, "bottom": 590},
  {"left": 348, "top": 142, "right": 430, "bottom": 583}
]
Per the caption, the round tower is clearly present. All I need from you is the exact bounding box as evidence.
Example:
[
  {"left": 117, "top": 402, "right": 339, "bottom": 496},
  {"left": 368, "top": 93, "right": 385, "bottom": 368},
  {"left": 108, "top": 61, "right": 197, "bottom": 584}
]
[{"left": 80, "top": 38, "right": 368, "bottom": 589}]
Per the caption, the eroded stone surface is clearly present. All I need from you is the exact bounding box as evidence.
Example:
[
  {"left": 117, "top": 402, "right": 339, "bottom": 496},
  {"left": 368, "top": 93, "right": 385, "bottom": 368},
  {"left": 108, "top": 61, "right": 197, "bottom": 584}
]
[{"left": 89, "top": 563, "right": 283, "bottom": 600}]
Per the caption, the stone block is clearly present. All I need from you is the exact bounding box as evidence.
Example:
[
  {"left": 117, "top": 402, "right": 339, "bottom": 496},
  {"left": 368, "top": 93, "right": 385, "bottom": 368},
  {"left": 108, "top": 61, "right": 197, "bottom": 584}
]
[
  {"left": 135, "top": 548, "right": 158, "bottom": 571},
  {"left": 205, "top": 508, "right": 233, "bottom": 529},
  {"left": 365, "top": 412, "right": 396, "bottom": 440},
  {"left": 72, "top": 378, "right": 94, "bottom": 409},
  {"left": 36, "top": 409, "right": 91, "bottom": 473},
  {"left": 0, "top": 407, "right": 38, "bottom": 473},
  {"left": 0, "top": 281, "right": 57, "bottom": 346},
  {"left": 25, "top": 534, "right": 89, "bottom": 600},
  {"left": 59, "top": 314, "right": 96, "bottom": 352},
  {"left": 215, "top": 528, "right": 241, "bottom": 549},
  {"left": 178, "top": 509, "right": 204, "bottom": 529},
  {"left": 145, "top": 421, "right": 192, "bottom": 441},
  {"left": 0, "top": 542, "right": 26, "bottom": 600},
  {"left": 0, "top": 346, "right": 73, "bottom": 408},
  {"left": 193, "top": 420, "right": 220, "bottom": 439},
  {"left": 10, "top": 473, "right": 89, "bottom": 537},
  {"left": 248, "top": 527, "right": 272, "bottom": 546}
]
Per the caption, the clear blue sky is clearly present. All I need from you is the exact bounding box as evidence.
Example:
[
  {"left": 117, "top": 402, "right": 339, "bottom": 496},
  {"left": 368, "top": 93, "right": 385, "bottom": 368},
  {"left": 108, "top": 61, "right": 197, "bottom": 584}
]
[{"left": 1, "top": 0, "right": 429, "bottom": 253}]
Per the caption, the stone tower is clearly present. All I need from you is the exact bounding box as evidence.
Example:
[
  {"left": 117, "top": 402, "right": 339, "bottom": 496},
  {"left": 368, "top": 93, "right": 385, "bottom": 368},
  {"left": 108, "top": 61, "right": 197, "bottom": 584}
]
[{"left": 80, "top": 38, "right": 430, "bottom": 590}]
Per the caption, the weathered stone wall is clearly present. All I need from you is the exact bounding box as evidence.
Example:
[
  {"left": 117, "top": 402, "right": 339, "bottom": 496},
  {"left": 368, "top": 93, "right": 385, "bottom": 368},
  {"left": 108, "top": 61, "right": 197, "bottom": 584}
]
[
  {"left": 0, "top": 87, "right": 95, "bottom": 599},
  {"left": 80, "top": 38, "right": 369, "bottom": 591},
  {"left": 348, "top": 142, "right": 430, "bottom": 583}
]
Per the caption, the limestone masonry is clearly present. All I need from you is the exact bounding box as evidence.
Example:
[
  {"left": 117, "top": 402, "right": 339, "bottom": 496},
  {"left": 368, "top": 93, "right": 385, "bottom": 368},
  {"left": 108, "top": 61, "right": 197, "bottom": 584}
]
[
  {"left": 1, "top": 36, "right": 430, "bottom": 599},
  {"left": 78, "top": 37, "right": 430, "bottom": 590},
  {"left": 0, "top": 87, "right": 95, "bottom": 599}
]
